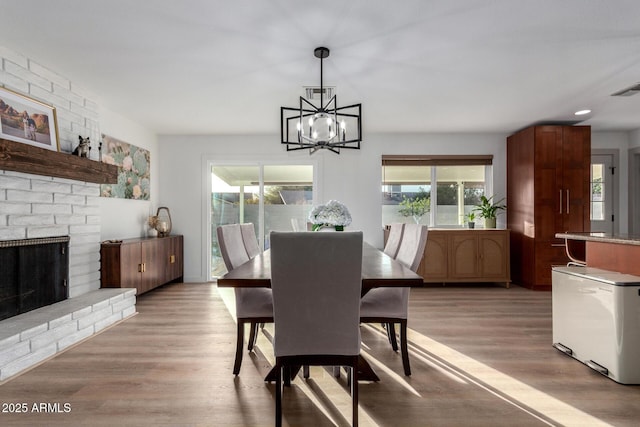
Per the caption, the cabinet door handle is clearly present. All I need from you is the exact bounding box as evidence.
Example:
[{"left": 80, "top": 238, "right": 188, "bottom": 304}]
[
  {"left": 170, "top": 255, "right": 175, "bottom": 264},
  {"left": 559, "top": 190, "right": 563, "bottom": 214},
  {"left": 566, "top": 189, "right": 570, "bottom": 214},
  {"left": 138, "top": 263, "right": 143, "bottom": 273}
]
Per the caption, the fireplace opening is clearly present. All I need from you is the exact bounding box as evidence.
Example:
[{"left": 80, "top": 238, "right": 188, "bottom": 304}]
[{"left": 0, "top": 236, "right": 69, "bottom": 321}]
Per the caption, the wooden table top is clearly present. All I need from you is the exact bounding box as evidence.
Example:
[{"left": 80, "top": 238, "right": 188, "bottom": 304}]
[{"left": 217, "top": 243, "right": 424, "bottom": 289}]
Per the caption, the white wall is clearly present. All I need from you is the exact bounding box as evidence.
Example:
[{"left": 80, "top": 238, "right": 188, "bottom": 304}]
[{"left": 158, "top": 132, "right": 508, "bottom": 282}]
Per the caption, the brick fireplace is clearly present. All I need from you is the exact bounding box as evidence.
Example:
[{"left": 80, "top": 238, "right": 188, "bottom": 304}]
[
  {"left": 0, "top": 167, "right": 136, "bottom": 382},
  {"left": 0, "top": 170, "right": 103, "bottom": 297}
]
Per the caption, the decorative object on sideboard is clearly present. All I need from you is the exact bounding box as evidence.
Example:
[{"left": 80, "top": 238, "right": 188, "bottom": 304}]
[
  {"left": 72, "top": 136, "right": 91, "bottom": 157},
  {"left": 466, "top": 212, "right": 476, "bottom": 229},
  {"left": 98, "top": 140, "right": 103, "bottom": 162},
  {"left": 0, "top": 86, "right": 60, "bottom": 151},
  {"left": 473, "top": 195, "right": 506, "bottom": 229},
  {"left": 308, "top": 200, "right": 351, "bottom": 231},
  {"left": 280, "top": 47, "right": 362, "bottom": 154},
  {"left": 154, "top": 207, "right": 172, "bottom": 237},
  {"left": 147, "top": 214, "right": 159, "bottom": 237}
]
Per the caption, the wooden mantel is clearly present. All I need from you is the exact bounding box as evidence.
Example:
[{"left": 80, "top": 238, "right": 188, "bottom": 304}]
[{"left": 0, "top": 138, "right": 117, "bottom": 184}]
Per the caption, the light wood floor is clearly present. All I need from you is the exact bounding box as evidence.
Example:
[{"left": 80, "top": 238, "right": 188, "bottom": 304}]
[{"left": 1, "top": 283, "right": 639, "bottom": 427}]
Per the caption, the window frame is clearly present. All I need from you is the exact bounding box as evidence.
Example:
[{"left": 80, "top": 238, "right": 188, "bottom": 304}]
[{"left": 382, "top": 155, "right": 493, "bottom": 228}]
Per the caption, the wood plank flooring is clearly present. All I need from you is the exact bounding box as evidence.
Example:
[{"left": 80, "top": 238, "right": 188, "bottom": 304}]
[{"left": 1, "top": 283, "right": 639, "bottom": 426}]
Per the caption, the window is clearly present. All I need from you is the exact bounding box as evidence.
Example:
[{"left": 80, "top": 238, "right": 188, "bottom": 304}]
[
  {"left": 382, "top": 155, "right": 491, "bottom": 227},
  {"left": 590, "top": 163, "right": 604, "bottom": 221},
  {"left": 210, "top": 164, "right": 314, "bottom": 278}
]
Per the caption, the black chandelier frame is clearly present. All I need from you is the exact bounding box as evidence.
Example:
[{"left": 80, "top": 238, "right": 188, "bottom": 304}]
[{"left": 280, "top": 47, "right": 362, "bottom": 154}]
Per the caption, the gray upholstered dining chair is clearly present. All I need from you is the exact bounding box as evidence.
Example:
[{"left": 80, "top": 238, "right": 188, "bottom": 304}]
[
  {"left": 216, "top": 224, "right": 273, "bottom": 376},
  {"left": 360, "top": 223, "right": 427, "bottom": 376},
  {"left": 383, "top": 223, "right": 405, "bottom": 259},
  {"left": 240, "top": 223, "right": 261, "bottom": 259},
  {"left": 270, "top": 231, "right": 363, "bottom": 427}
]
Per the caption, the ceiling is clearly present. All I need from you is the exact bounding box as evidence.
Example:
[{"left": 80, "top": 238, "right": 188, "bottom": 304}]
[{"left": 2, "top": 0, "right": 640, "bottom": 136}]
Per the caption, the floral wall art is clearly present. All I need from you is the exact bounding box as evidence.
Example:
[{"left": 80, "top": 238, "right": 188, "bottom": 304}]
[{"left": 100, "top": 134, "right": 150, "bottom": 200}]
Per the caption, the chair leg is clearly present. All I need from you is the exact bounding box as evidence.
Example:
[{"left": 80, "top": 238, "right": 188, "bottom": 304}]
[
  {"left": 400, "top": 320, "right": 411, "bottom": 376},
  {"left": 387, "top": 322, "right": 398, "bottom": 352},
  {"left": 247, "top": 321, "right": 258, "bottom": 351},
  {"left": 284, "top": 365, "right": 291, "bottom": 387},
  {"left": 276, "top": 364, "right": 283, "bottom": 427},
  {"left": 233, "top": 321, "right": 244, "bottom": 375},
  {"left": 351, "top": 361, "right": 359, "bottom": 427}
]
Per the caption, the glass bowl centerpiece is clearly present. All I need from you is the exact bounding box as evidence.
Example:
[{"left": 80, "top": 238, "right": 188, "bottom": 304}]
[{"left": 308, "top": 200, "right": 352, "bottom": 231}]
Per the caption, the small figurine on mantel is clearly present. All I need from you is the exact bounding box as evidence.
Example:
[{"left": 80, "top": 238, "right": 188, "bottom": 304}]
[{"left": 72, "top": 136, "right": 91, "bottom": 158}]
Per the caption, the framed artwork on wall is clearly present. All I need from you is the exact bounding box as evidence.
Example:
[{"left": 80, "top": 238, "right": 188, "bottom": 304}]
[
  {"left": 100, "top": 134, "right": 150, "bottom": 200},
  {"left": 0, "top": 86, "right": 59, "bottom": 151}
]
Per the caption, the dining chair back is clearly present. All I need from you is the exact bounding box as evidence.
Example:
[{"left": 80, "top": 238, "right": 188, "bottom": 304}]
[
  {"left": 360, "top": 224, "right": 428, "bottom": 376},
  {"left": 383, "top": 223, "right": 405, "bottom": 259},
  {"left": 217, "top": 223, "right": 273, "bottom": 376},
  {"left": 396, "top": 223, "right": 428, "bottom": 273},
  {"left": 270, "top": 231, "right": 363, "bottom": 427},
  {"left": 240, "top": 223, "right": 261, "bottom": 259},
  {"left": 217, "top": 224, "right": 250, "bottom": 271}
]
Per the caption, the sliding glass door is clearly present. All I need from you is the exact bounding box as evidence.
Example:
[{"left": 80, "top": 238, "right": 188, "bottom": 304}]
[{"left": 210, "top": 163, "right": 314, "bottom": 278}]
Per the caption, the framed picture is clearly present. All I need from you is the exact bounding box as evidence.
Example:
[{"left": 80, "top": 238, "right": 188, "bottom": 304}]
[
  {"left": 0, "top": 86, "right": 59, "bottom": 151},
  {"left": 100, "top": 134, "right": 150, "bottom": 200}
]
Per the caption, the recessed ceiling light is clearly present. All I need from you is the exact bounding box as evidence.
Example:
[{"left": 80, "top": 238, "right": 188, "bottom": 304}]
[{"left": 574, "top": 109, "right": 591, "bottom": 116}]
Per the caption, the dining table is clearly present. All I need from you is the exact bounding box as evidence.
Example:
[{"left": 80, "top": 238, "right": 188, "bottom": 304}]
[{"left": 217, "top": 242, "right": 424, "bottom": 382}]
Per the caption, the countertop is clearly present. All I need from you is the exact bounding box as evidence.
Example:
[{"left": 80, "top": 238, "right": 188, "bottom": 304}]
[{"left": 556, "top": 232, "right": 640, "bottom": 246}]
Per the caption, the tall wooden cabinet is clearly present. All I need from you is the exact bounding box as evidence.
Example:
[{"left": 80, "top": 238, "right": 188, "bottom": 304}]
[
  {"left": 100, "top": 235, "right": 184, "bottom": 295},
  {"left": 507, "top": 125, "right": 590, "bottom": 290}
]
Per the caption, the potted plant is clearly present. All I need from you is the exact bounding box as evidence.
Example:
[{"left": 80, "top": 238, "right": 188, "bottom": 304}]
[
  {"left": 473, "top": 195, "right": 506, "bottom": 228},
  {"left": 466, "top": 212, "right": 476, "bottom": 229}
]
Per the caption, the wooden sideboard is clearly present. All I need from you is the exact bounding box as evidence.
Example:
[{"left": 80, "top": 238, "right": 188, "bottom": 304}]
[
  {"left": 100, "top": 235, "right": 184, "bottom": 295},
  {"left": 386, "top": 228, "right": 511, "bottom": 287}
]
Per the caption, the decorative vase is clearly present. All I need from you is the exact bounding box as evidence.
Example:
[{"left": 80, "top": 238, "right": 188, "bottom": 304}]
[
  {"left": 154, "top": 207, "right": 172, "bottom": 237},
  {"left": 468, "top": 222, "right": 475, "bottom": 229},
  {"left": 485, "top": 217, "right": 496, "bottom": 228}
]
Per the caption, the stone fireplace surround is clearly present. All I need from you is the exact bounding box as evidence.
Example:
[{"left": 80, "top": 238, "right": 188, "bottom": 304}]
[{"left": 0, "top": 169, "right": 136, "bottom": 382}]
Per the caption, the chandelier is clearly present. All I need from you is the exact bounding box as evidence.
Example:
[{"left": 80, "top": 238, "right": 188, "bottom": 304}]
[{"left": 280, "top": 47, "right": 362, "bottom": 154}]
